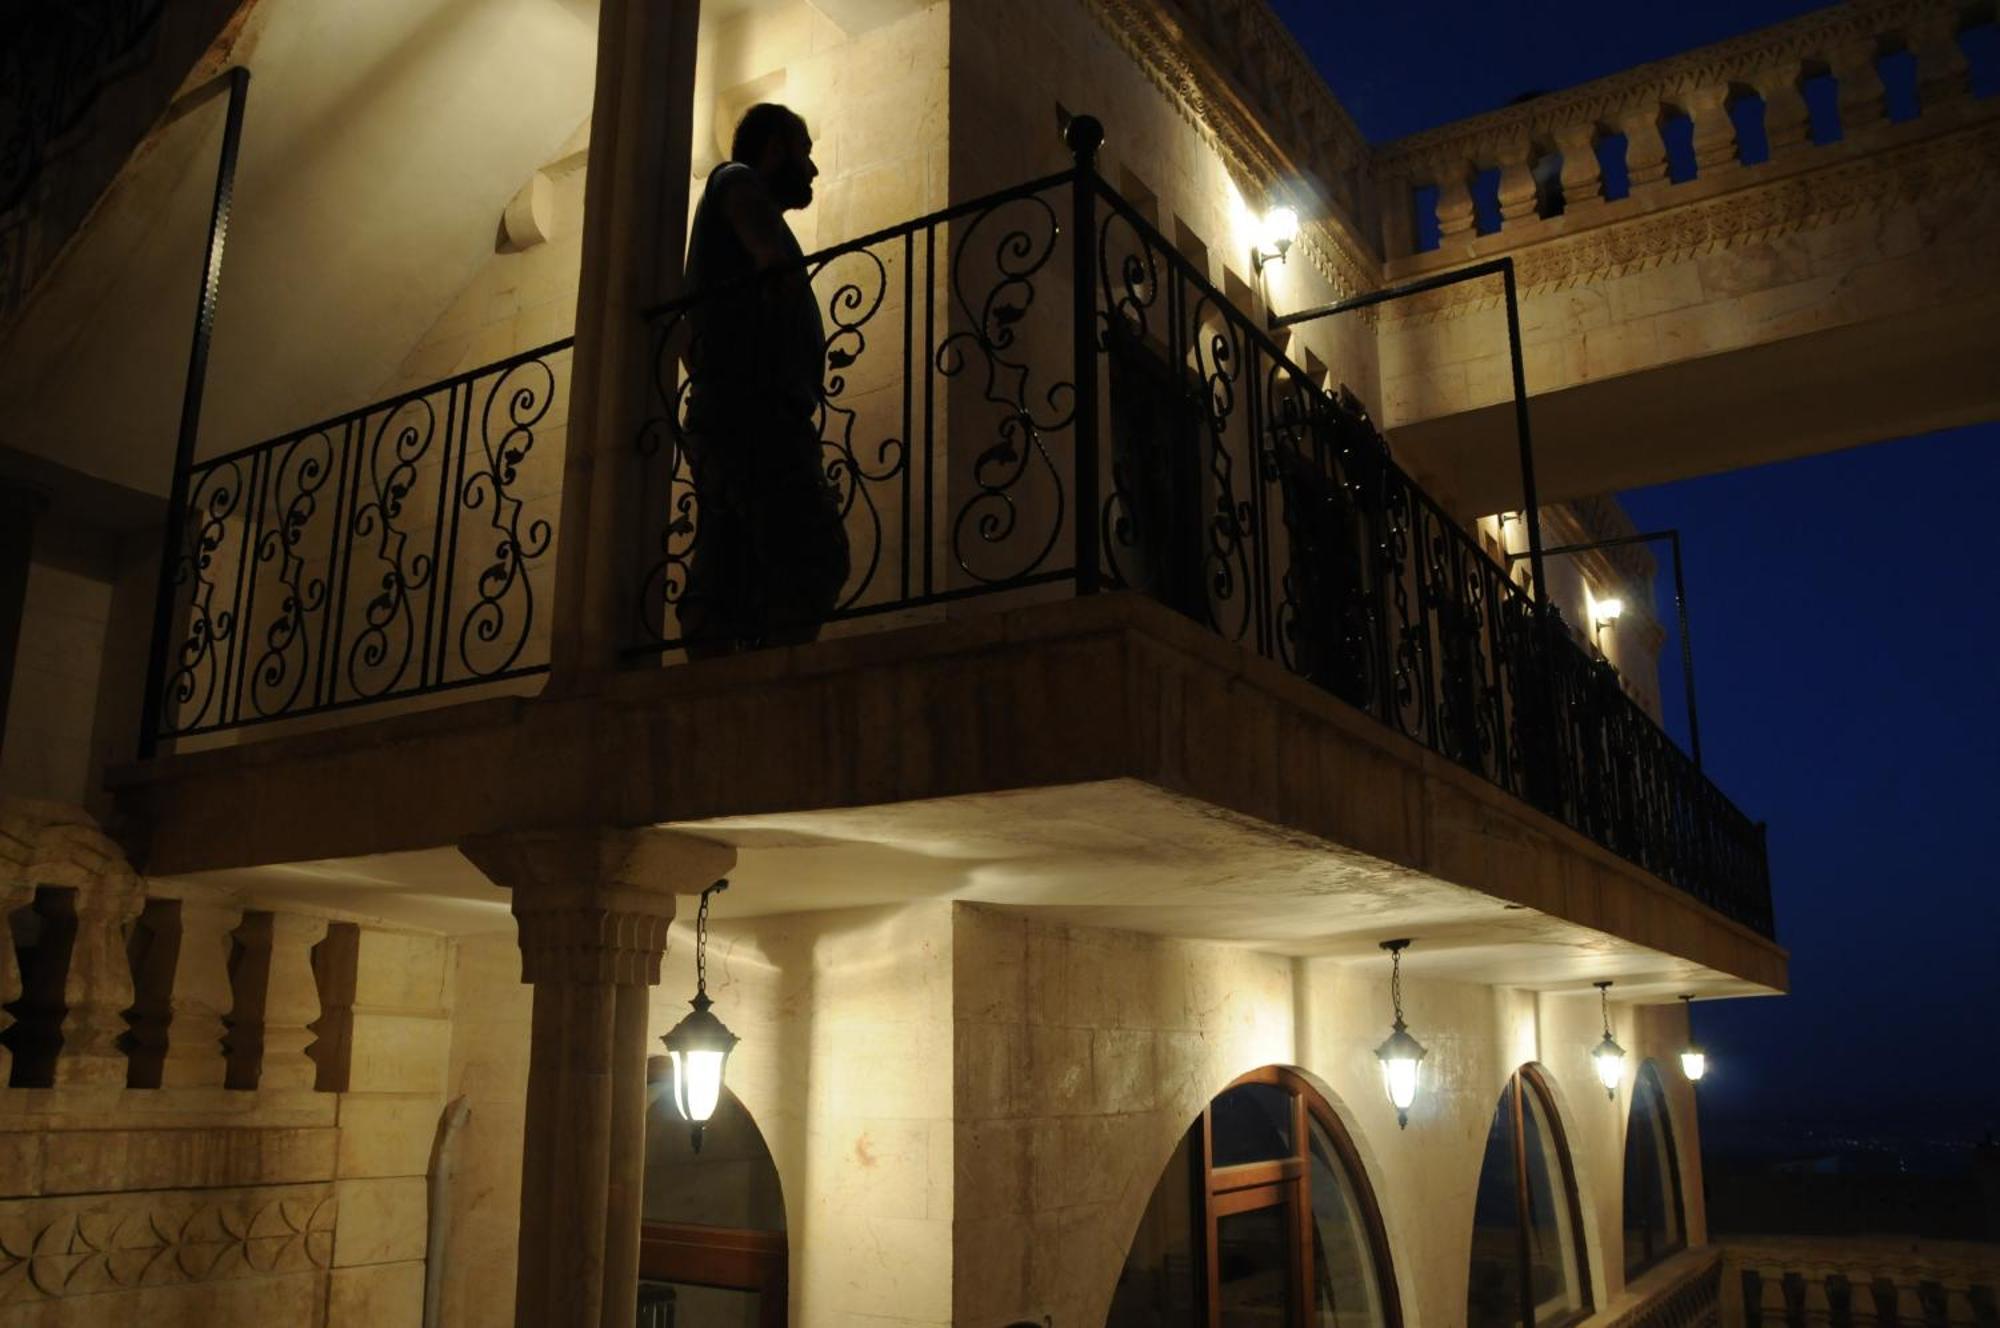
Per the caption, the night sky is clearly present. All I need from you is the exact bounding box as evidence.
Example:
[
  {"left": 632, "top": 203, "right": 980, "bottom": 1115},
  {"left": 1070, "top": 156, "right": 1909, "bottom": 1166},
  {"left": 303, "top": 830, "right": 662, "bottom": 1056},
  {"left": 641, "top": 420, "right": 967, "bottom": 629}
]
[{"left": 1266, "top": 0, "right": 2000, "bottom": 1154}]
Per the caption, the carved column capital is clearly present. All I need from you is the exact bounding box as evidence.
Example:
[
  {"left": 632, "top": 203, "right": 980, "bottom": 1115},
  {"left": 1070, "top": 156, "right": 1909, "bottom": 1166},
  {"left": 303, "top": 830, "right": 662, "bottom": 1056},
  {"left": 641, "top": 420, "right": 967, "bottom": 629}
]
[{"left": 460, "top": 827, "right": 734, "bottom": 987}]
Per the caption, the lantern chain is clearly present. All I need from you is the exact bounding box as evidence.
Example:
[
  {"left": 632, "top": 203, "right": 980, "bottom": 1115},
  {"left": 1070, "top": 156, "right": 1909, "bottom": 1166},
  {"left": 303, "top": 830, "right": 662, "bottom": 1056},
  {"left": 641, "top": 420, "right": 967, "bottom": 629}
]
[{"left": 696, "top": 878, "right": 729, "bottom": 998}]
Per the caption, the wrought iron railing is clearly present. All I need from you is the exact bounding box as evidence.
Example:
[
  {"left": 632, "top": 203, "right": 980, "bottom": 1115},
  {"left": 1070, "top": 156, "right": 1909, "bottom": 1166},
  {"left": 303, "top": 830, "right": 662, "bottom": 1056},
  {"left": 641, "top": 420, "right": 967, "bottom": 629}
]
[
  {"left": 625, "top": 133, "right": 1774, "bottom": 937},
  {"left": 146, "top": 340, "right": 570, "bottom": 739}
]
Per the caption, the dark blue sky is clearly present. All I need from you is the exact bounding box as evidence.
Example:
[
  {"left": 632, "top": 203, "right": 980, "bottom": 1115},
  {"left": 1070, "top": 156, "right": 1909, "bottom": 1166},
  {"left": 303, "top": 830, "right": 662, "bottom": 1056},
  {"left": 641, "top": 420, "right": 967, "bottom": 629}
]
[{"left": 1264, "top": 0, "right": 2000, "bottom": 1148}]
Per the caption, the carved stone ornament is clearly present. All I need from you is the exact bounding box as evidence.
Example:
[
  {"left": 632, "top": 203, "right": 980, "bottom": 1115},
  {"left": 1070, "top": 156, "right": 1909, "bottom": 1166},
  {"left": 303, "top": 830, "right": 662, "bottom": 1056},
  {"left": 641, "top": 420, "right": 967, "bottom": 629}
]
[{"left": 0, "top": 1185, "right": 336, "bottom": 1303}]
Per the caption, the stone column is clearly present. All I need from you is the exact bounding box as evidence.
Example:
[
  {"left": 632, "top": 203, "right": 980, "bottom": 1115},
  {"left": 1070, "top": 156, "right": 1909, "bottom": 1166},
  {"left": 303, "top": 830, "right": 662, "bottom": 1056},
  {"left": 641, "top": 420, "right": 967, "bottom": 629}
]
[
  {"left": 1832, "top": 39, "right": 1886, "bottom": 134},
  {"left": 1684, "top": 85, "right": 1739, "bottom": 175},
  {"left": 461, "top": 827, "right": 735, "bottom": 1328},
  {"left": 545, "top": 0, "right": 702, "bottom": 687},
  {"left": 1618, "top": 105, "right": 1670, "bottom": 189},
  {"left": 1757, "top": 65, "right": 1814, "bottom": 156},
  {"left": 1553, "top": 123, "right": 1603, "bottom": 209},
  {"left": 159, "top": 892, "right": 243, "bottom": 1087}
]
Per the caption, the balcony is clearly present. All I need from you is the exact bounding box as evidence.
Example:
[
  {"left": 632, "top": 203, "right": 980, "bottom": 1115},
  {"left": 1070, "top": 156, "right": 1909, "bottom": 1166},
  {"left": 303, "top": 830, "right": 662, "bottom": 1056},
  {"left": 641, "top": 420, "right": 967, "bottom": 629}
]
[{"left": 136, "top": 143, "right": 1774, "bottom": 940}]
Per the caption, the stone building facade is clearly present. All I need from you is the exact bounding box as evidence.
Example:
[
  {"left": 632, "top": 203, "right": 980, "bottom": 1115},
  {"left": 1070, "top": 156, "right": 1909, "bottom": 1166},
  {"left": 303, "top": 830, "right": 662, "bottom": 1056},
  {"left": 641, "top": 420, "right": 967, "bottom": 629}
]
[{"left": 3, "top": 0, "right": 1992, "bottom": 1324}]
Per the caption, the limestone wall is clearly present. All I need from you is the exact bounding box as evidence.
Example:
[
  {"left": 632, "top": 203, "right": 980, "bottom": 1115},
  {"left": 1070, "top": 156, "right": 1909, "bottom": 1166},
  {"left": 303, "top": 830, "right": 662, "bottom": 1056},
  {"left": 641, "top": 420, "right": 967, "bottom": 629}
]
[{"left": 952, "top": 902, "right": 1706, "bottom": 1326}]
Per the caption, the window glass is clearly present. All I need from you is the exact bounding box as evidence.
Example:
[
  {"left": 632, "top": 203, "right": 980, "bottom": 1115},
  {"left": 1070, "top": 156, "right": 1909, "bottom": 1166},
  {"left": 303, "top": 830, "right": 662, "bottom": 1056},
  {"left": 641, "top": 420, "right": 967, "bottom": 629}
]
[
  {"left": 1622, "top": 1063, "right": 1685, "bottom": 1278},
  {"left": 1466, "top": 1085, "right": 1524, "bottom": 1328},
  {"left": 1309, "top": 1118, "right": 1385, "bottom": 1328},
  {"left": 1466, "top": 1071, "right": 1589, "bottom": 1328},
  {"left": 1107, "top": 1130, "right": 1199, "bottom": 1326},
  {"left": 1218, "top": 1203, "right": 1292, "bottom": 1325},
  {"left": 1211, "top": 1081, "right": 1294, "bottom": 1168},
  {"left": 1521, "top": 1085, "right": 1583, "bottom": 1326}
]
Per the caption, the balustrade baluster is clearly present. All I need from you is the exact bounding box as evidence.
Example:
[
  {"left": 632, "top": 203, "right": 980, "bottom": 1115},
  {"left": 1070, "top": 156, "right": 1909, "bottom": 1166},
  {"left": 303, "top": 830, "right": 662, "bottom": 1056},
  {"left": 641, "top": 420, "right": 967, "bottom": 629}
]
[
  {"left": 1619, "top": 105, "right": 1672, "bottom": 189},
  {"left": 1911, "top": 13, "right": 1972, "bottom": 112},
  {"left": 260, "top": 911, "right": 329, "bottom": 1092},
  {"left": 0, "top": 883, "right": 28, "bottom": 1086},
  {"left": 1433, "top": 161, "right": 1476, "bottom": 242},
  {"left": 54, "top": 863, "right": 144, "bottom": 1087},
  {"left": 1553, "top": 123, "right": 1604, "bottom": 209},
  {"left": 159, "top": 892, "right": 243, "bottom": 1087},
  {"left": 1495, "top": 143, "right": 1538, "bottom": 225},
  {"left": 1684, "top": 85, "right": 1741, "bottom": 173},
  {"left": 1832, "top": 39, "right": 1888, "bottom": 134},
  {"left": 1757, "top": 65, "right": 1815, "bottom": 156}
]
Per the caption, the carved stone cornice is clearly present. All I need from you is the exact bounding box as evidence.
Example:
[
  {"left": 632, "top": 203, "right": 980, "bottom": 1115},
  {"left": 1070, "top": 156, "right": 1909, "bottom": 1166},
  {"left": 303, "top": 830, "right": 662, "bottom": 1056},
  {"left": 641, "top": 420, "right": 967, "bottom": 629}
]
[
  {"left": 1379, "top": 116, "right": 2000, "bottom": 324},
  {"left": 1082, "top": 0, "right": 1382, "bottom": 298},
  {"left": 1377, "top": 0, "right": 1967, "bottom": 173}
]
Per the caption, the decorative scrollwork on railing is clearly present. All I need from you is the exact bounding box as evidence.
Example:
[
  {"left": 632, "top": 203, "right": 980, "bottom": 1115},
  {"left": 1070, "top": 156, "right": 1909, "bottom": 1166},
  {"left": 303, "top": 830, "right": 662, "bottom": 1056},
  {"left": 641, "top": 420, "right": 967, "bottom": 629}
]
[
  {"left": 808, "top": 246, "right": 904, "bottom": 610},
  {"left": 151, "top": 342, "right": 567, "bottom": 740},
  {"left": 942, "top": 193, "right": 1073, "bottom": 587},
  {"left": 460, "top": 356, "right": 558, "bottom": 678}
]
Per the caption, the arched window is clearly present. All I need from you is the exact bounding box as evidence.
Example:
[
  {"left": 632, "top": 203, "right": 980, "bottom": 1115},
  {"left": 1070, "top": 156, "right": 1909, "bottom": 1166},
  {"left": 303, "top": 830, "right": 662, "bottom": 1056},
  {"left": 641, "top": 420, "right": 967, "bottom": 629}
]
[
  {"left": 1622, "top": 1062, "right": 1685, "bottom": 1279},
  {"left": 1108, "top": 1065, "right": 1401, "bottom": 1327},
  {"left": 1467, "top": 1066, "right": 1591, "bottom": 1328},
  {"left": 638, "top": 1072, "right": 786, "bottom": 1328}
]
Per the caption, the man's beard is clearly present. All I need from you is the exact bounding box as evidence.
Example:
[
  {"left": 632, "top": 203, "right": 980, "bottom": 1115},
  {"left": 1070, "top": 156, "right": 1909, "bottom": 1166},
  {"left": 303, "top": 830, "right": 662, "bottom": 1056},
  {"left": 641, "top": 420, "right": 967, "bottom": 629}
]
[{"left": 771, "top": 159, "right": 814, "bottom": 210}]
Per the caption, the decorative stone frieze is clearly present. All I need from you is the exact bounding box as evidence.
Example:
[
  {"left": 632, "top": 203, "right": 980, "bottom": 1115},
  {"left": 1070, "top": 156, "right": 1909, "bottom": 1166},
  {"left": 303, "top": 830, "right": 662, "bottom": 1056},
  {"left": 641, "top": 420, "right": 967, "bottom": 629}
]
[
  {"left": 0, "top": 1183, "right": 336, "bottom": 1303},
  {"left": 1382, "top": 119, "right": 2000, "bottom": 323}
]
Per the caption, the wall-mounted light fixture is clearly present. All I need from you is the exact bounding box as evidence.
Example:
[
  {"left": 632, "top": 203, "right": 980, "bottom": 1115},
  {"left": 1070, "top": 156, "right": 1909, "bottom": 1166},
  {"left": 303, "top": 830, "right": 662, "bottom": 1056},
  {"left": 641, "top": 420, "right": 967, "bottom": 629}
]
[
  {"left": 1678, "top": 993, "right": 1707, "bottom": 1082},
  {"left": 1252, "top": 205, "right": 1299, "bottom": 273},
  {"left": 661, "top": 879, "right": 740, "bottom": 1152},
  {"left": 1589, "top": 594, "right": 1624, "bottom": 631},
  {"left": 1591, "top": 980, "right": 1626, "bottom": 1099},
  {"left": 1374, "top": 938, "right": 1427, "bottom": 1129}
]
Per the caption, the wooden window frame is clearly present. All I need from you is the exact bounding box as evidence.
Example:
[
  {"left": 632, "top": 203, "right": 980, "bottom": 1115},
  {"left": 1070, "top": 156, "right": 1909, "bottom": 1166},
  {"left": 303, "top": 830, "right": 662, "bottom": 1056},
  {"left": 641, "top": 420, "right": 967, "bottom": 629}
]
[
  {"left": 1493, "top": 1065, "right": 1594, "bottom": 1328},
  {"left": 638, "top": 1222, "right": 787, "bottom": 1328},
  {"left": 1192, "top": 1065, "right": 1405, "bottom": 1328},
  {"left": 1621, "top": 1061, "right": 1688, "bottom": 1282}
]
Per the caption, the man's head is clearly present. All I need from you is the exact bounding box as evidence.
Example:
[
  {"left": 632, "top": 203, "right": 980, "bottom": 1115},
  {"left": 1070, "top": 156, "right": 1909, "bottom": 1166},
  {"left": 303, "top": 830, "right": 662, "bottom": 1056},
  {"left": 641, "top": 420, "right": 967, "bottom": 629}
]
[{"left": 732, "top": 103, "right": 817, "bottom": 210}]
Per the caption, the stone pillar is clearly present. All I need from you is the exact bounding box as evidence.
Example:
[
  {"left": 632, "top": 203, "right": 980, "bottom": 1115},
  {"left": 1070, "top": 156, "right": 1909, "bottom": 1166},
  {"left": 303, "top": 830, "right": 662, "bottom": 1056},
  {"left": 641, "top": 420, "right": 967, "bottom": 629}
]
[
  {"left": 1757, "top": 65, "right": 1814, "bottom": 155},
  {"left": 159, "top": 892, "right": 243, "bottom": 1087},
  {"left": 1684, "top": 85, "right": 1739, "bottom": 175},
  {"left": 1553, "top": 123, "right": 1604, "bottom": 208},
  {"left": 1432, "top": 160, "right": 1475, "bottom": 242},
  {"left": 545, "top": 0, "right": 702, "bottom": 687},
  {"left": 1911, "top": 13, "right": 1970, "bottom": 113},
  {"left": 1495, "top": 142, "right": 1539, "bottom": 226},
  {"left": 1618, "top": 105, "right": 1670, "bottom": 189},
  {"left": 460, "top": 827, "right": 735, "bottom": 1328},
  {"left": 1832, "top": 39, "right": 1886, "bottom": 134}
]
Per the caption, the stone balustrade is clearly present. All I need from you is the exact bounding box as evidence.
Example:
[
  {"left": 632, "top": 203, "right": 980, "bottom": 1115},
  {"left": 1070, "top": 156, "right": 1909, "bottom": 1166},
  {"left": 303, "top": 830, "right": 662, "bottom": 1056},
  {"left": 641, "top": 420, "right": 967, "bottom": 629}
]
[
  {"left": 1720, "top": 1236, "right": 2000, "bottom": 1328},
  {"left": 1374, "top": 0, "right": 1994, "bottom": 259},
  {"left": 1, "top": 801, "right": 346, "bottom": 1096}
]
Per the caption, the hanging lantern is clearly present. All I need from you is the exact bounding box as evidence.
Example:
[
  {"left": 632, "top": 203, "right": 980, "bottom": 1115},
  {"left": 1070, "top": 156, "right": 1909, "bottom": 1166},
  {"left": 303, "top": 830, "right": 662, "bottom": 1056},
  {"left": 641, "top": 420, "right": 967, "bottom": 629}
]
[
  {"left": 1373, "top": 939, "right": 1427, "bottom": 1129},
  {"left": 1678, "top": 993, "right": 1707, "bottom": 1082},
  {"left": 661, "top": 879, "right": 740, "bottom": 1152},
  {"left": 1591, "top": 979, "right": 1626, "bottom": 1099}
]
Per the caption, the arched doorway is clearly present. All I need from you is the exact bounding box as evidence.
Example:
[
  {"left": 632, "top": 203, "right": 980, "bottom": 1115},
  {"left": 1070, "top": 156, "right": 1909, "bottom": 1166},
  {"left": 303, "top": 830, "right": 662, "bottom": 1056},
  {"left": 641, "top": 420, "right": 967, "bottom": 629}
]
[
  {"left": 638, "top": 1067, "right": 787, "bottom": 1327},
  {"left": 1466, "top": 1065, "right": 1591, "bottom": 1328},
  {"left": 1621, "top": 1061, "right": 1685, "bottom": 1279},
  {"left": 1108, "top": 1065, "right": 1401, "bottom": 1326}
]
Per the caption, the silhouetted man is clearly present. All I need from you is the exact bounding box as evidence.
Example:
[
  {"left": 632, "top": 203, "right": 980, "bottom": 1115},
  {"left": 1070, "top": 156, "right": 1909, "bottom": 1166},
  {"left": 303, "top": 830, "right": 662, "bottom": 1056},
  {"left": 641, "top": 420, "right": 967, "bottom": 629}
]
[{"left": 679, "top": 103, "right": 848, "bottom": 657}]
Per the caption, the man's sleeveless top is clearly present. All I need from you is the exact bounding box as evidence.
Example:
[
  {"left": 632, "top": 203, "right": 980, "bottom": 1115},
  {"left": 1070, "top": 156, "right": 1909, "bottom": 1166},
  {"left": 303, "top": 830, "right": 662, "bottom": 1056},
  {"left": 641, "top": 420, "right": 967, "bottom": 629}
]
[{"left": 685, "top": 162, "right": 825, "bottom": 418}]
